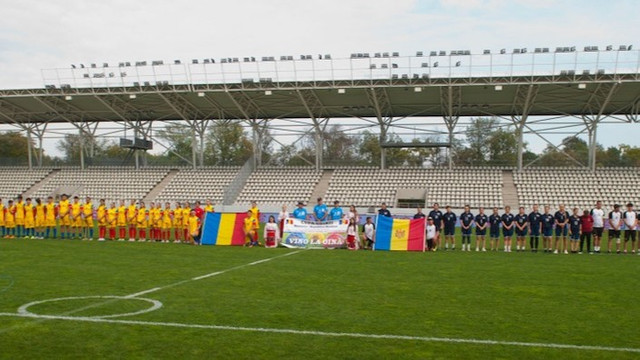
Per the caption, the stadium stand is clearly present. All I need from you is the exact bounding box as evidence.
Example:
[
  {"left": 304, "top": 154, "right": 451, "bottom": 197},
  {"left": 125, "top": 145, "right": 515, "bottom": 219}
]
[
  {"left": 30, "top": 167, "right": 169, "bottom": 203},
  {"left": 514, "top": 167, "right": 640, "bottom": 210},
  {"left": 235, "top": 166, "right": 322, "bottom": 207},
  {"left": 324, "top": 167, "right": 504, "bottom": 208},
  {"left": 154, "top": 167, "right": 239, "bottom": 204},
  {"left": 0, "top": 167, "right": 52, "bottom": 200}
]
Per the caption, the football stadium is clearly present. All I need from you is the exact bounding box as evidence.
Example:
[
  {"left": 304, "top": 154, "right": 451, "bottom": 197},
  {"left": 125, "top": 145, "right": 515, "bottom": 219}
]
[{"left": 1, "top": 2, "right": 640, "bottom": 359}]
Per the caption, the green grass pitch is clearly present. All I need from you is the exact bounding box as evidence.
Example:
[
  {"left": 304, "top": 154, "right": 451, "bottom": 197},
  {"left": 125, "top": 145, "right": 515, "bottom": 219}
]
[{"left": 0, "top": 236, "right": 638, "bottom": 359}]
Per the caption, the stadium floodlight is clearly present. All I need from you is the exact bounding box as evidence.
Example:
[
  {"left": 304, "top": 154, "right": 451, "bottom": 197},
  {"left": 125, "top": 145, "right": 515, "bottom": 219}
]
[
  {"left": 455, "top": 61, "right": 461, "bottom": 67},
  {"left": 71, "top": 64, "right": 76, "bottom": 69},
  {"left": 174, "top": 60, "right": 181, "bottom": 65},
  {"left": 628, "top": 45, "right": 633, "bottom": 50},
  {"left": 494, "top": 85, "right": 503, "bottom": 91},
  {"left": 416, "top": 51, "right": 423, "bottom": 56},
  {"left": 338, "top": 89, "right": 346, "bottom": 94},
  {"left": 64, "top": 95, "right": 72, "bottom": 101},
  {"left": 91, "top": 63, "right": 97, "bottom": 68},
  {"left": 433, "top": 62, "right": 438, "bottom": 67},
  {"left": 578, "top": 83, "right": 587, "bottom": 89},
  {"left": 265, "top": 90, "right": 273, "bottom": 96},
  {"left": 606, "top": 45, "right": 613, "bottom": 51},
  {"left": 619, "top": 45, "right": 628, "bottom": 51},
  {"left": 80, "top": 64, "right": 85, "bottom": 68},
  {"left": 483, "top": 49, "right": 490, "bottom": 54},
  {"left": 197, "top": 92, "right": 205, "bottom": 97},
  {"left": 129, "top": 94, "right": 137, "bottom": 99},
  {"left": 414, "top": 87, "right": 422, "bottom": 92},
  {"left": 500, "top": 49, "right": 506, "bottom": 54},
  {"left": 103, "top": 63, "right": 109, "bottom": 67},
  {"left": 192, "top": 59, "right": 198, "bottom": 64}
]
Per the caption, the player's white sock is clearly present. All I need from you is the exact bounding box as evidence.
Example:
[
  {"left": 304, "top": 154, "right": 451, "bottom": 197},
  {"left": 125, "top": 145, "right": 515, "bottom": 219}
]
[{"left": 445, "top": 243, "right": 449, "bottom": 249}]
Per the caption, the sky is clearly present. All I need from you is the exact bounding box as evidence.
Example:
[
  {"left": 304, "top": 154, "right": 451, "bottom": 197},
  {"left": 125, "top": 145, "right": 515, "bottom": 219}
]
[{"left": 0, "top": 0, "right": 639, "bottom": 158}]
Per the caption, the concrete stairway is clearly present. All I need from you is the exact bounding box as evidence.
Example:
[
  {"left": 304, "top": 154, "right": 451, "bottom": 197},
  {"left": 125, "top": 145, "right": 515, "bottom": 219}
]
[
  {"left": 143, "top": 169, "right": 179, "bottom": 203},
  {"left": 501, "top": 170, "right": 519, "bottom": 207},
  {"left": 310, "top": 169, "right": 333, "bottom": 201},
  {"left": 23, "top": 169, "right": 58, "bottom": 198}
]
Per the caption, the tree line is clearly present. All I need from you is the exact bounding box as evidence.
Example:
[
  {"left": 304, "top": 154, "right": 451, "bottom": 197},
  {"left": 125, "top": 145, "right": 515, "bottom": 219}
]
[{"left": 1, "top": 118, "right": 640, "bottom": 168}]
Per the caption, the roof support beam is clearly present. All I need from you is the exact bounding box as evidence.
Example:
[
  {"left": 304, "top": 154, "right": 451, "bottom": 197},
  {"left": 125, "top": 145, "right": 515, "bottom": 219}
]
[
  {"left": 440, "top": 86, "right": 461, "bottom": 169},
  {"left": 510, "top": 84, "right": 539, "bottom": 171},
  {"left": 366, "top": 88, "right": 393, "bottom": 169},
  {"left": 580, "top": 82, "right": 619, "bottom": 171}
]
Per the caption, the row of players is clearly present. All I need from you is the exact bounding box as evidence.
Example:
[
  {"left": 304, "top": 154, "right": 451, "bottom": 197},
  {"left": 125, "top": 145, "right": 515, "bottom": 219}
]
[
  {"left": 0, "top": 194, "right": 215, "bottom": 243},
  {"left": 408, "top": 202, "right": 639, "bottom": 254}
]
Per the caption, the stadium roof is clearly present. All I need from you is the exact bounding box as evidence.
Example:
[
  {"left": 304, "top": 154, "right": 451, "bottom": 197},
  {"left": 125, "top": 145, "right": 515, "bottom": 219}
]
[
  {"left": 0, "top": 74, "right": 639, "bottom": 125},
  {"left": 1, "top": 48, "right": 639, "bottom": 124}
]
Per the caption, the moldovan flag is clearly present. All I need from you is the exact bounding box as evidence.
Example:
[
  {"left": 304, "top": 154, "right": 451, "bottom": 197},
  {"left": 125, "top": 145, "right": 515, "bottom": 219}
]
[
  {"left": 201, "top": 212, "right": 248, "bottom": 246},
  {"left": 374, "top": 216, "right": 425, "bottom": 251}
]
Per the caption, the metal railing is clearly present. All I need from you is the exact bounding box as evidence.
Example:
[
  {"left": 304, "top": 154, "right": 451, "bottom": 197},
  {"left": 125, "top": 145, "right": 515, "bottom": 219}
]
[{"left": 42, "top": 48, "right": 640, "bottom": 89}]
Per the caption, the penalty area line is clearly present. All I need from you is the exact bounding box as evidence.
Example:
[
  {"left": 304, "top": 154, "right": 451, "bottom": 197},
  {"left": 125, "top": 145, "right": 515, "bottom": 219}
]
[{"left": 0, "top": 312, "right": 638, "bottom": 354}]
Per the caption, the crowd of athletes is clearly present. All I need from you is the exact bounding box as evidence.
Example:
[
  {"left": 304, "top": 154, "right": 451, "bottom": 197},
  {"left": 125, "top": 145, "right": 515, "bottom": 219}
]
[{"left": 1, "top": 194, "right": 640, "bottom": 254}]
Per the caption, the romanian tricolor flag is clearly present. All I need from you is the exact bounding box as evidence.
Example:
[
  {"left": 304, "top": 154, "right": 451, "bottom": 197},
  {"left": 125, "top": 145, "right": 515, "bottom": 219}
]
[
  {"left": 201, "top": 212, "right": 248, "bottom": 246},
  {"left": 374, "top": 216, "right": 425, "bottom": 251}
]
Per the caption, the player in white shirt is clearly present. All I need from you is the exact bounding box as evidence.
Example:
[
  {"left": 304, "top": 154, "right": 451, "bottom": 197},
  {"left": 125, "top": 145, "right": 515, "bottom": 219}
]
[
  {"left": 362, "top": 217, "right": 375, "bottom": 250},
  {"left": 590, "top": 201, "right": 605, "bottom": 253},
  {"left": 426, "top": 217, "right": 436, "bottom": 251},
  {"left": 622, "top": 202, "right": 637, "bottom": 254},
  {"left": 608, "top": 204, "right": 622, "bottom": 254},
  {"left": 277, "top": 204, "right": 289, "bottom": 238}
]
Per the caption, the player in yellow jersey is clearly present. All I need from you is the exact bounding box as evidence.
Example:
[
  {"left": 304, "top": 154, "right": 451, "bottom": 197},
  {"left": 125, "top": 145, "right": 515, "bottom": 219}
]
[
  {"left": 4, "top": 200, "right": 16, "bottom": 238},
  {"left": 187, "top": 209, "right": 201, "bottom": 245},
  {"left": 151, "top": 202, "right": 163, "bottom": 242},
  {"left": 182, "top": 201, "right": 191, "bottom": 242},
  {"left": 70, "top": 196, "right": 83, "bottom": 239},
  {"left": 204, "top": 199, "right": 214, "bottom": 213},
  {"left": 127, "top": 199, "right": 138, "bottom": 241},
  {"left": 244, "top": 209, "right": 259, "bottom": 247},
  {"left": 23, "top": 198, "right": 35, "bottom": 239},
  {"left": 0, "top": 198, "right": 5, "bottom": 238},
  {"left": 44, "top": 197, "right": 57, "bottom": 239},
  {"left": 34, "top": 198, "right": 45, "bottom": 239},
  {"left": 249, "top": 201, "right": 259, "bottom": 221},
  {"left": 14, "top": 195, "right": 25, "bottom": 238},
  {"left": 96, "top": 199, "right": 107, "bottom": 241},
  {"left": 161, "top": 202, "right": 172, "bottom": 243},
  {"left": 83, "top": 197, "right": 94, "bottom": 240},
  {"left": 107, "top": 202, "right": 118, "bottom": 241},
  {"left": 173, "top": 202, "right": 183, "bottom": 243},
  {"left": 136, "top": 201, "right": 148, "bottom": 242},
  {"left": 58, "top": 194, "right": 71, "bottom": 239},
  {"left": 116, "top": 200, "right": 127, "bottom": 241}
]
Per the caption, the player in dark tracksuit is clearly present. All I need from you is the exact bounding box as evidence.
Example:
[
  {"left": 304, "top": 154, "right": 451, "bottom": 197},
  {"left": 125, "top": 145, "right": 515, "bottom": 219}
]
[
  {"left": 459, "top": 205, "right": 474, "bottom": 252},
  {"left": 428, "top": 203, "right": 443, "bottom": 250},
  {"left": 514, "top": 207, "right": 529, "bottom": 252},
  {"left": 489, "top": 207, "right": 501, "bottom": 251},
  {"left": 541, "top": 206, "right": 555, "bottom": 253},
  {"left": 475, "top": 207, "right": 488, "bottom": 252},
  {"left": 501, "top": 206, "right": 515, "bottom": 253},
  {"left": 528, "top": 204, "right": 542, "bottom": 252},
  {"left": 443, "top": 206, "right": 457, "bottom": 250}
]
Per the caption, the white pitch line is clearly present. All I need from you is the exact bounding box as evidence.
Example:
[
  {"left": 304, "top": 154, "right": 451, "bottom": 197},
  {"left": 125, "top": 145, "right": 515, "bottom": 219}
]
[
  {"left": 0, "top": 249, "right": 304, "bottom": 335},
  {"left": 126, "top": 249, "right": 303, "bottom": 297},
  {"left": 0, "top": 312, "right": 638, "bottom": 354},
  {"left": 125, "top": 288, "right": 162, "bottom": 298}
]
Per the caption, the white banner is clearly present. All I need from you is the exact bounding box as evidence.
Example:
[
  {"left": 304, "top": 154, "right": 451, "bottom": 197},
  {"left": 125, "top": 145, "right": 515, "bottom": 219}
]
[{"left": 281, "top": 218, "right": 349, "bottom": 249}]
